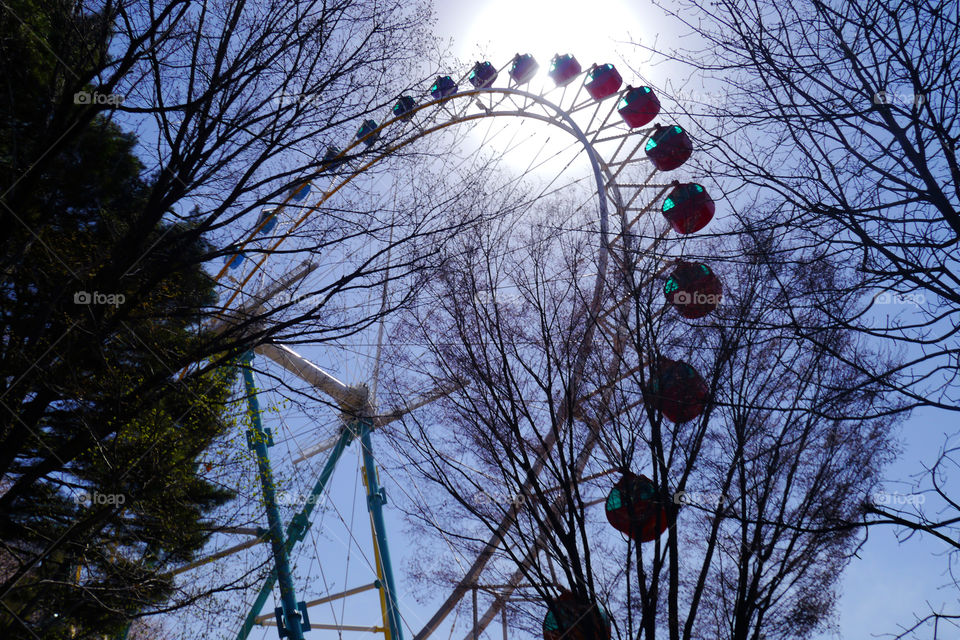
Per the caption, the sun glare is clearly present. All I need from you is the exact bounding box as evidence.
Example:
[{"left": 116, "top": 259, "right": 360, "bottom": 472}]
[
  {"left": 455, "top": 0, "right": 646, "bottom": 177},
  {"left": 462, "top": 0, "right": 641, "bottom": 68}
]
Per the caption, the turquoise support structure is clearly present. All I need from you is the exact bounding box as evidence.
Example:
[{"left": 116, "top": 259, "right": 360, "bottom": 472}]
[
  {"left": 240, "top": 352, "right": 306, "bottom": 640},
  {"left": 235, "top": 416, "right": 357, "bottom": 640},
  {"left": 358, "top": 417, "right": 404, "bottom": 640}
]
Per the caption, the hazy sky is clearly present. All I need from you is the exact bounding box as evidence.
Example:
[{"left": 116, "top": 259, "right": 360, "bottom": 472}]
[{"left": 434, "top": 0, "right": 649, "bottom": 65}]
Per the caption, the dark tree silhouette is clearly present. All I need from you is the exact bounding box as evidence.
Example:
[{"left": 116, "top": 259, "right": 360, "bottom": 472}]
[
  {"left": 630, "top": 0, "right": 960, "bottom": 636},
  {"left": 0, "top": 0, "right": 473, "bottom": 636},
  {"left": 640, "top": 0, "right": 959, "bottom": 410},
  {"left": 377, "top": 196, "right": 900, "bottom": 640}
]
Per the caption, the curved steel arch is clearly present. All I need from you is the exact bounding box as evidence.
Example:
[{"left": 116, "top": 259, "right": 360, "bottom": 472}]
[
  {"left": 214, "top": 79, "right": 657, "bottom": 640},
  {"left": 213, "top": 84, "right": 647, "bottom": 319}
]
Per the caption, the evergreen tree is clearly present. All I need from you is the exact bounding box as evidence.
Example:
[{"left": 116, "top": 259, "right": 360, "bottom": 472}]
[{"left": 1, "top": 2, "right": 241, "bottom": 637}]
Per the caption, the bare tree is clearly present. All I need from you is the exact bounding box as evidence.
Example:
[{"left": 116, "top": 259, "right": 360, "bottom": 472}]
[
  {"left": 637, "top": 0, "right": 959, "bottom": 408},
  {"left": 376, "top": 192, "right": 900, "bottom": 640},
  {"left": 625, "top": 1, "right": 959, "bottom": 635}
]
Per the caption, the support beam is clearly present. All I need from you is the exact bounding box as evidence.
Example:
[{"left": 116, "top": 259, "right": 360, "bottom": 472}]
[
  {"left": 210, "top": 260, "right": 317, "bottom": 334},
  {"left": 292, "top": 433, "right": 344, "bottom": 465},
  {"left": 241, "top": 353, "right": 306, "bottom": 640},
  {"left": 540, "top": 468, "right": 619, "bottom": 495},
  {"left": 254, "top": 342, "right": 365, "bottom": 412},
  {"left": 359, "top": 417, "right": 405, "bottom": 640},
  {"left": 218, "top": 527, "right": 267, "bottom": 537},
  {"left": 294, "top": 380, "right": 463, "bottom": 464},
  {"left": 260, "top": 623, "right": 386, "bottom": 633},
  {"left": 461, "top": 331, "right": 630, "bottom": 640},
  {"left": 412, "top": 426, "right": 564, "bottom": 640},
  {"left": 233, "top": 347, "right": 407, "bottom": 640},
  {"left": 170, "top": 533, "right": 267, "bottom": 576},
  {"left": 462, "top": 435, "right": 603, "bottom": 640},
  {"left": 235, "top": 420, "right": 357, "bottom": 640},
  {"left": 413, "top": 359, "right": 621, "bottom": 640},
  {"left": 462, "top": 482, "right": 609, "bottom": 639},
  {"left": 472, "top": 586, "right": 478, "bottom": 640},
  {"left": 255, "top": 583, "right": 379, "bottom": 624},
  {"left": 373, "top": 381, "right": 464, "bottom": 428}
]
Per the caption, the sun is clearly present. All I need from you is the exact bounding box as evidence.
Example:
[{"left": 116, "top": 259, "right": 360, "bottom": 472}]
[
  {"left": 461, "top": 0, "right": 643, "bottom": 69},
  {"left": 450, "top": 0, "right": 648, "bottom": 176}
]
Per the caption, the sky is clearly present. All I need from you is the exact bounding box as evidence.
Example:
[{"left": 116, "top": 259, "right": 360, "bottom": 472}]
[
  {"left": 219, "top": 1, "right": 960, "bottom": 639},
  {"left": 435, "top": 0, "right": 651, "bottom": 66}
]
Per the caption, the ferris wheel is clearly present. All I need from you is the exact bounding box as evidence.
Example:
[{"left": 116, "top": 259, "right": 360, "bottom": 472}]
[{"left": 167, "top": 49, "right": 722, "bottom": 640}]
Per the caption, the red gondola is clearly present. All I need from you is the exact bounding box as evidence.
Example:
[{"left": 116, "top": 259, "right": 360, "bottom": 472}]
[
  {"left": 548, "top": 54, "right": 581, "bottom": 86},
  {"left": 645, "top": 124, "right": 693, "bottom": 172},
  {"left": 585, "top": 64, "right": 622, "bottom": 101},
  {"left": 664, "top": 262, "right": 722, "bottom": 319},
  {"left": 510, "top": 53, "right": 538, "bottom": 85},
  {"left": 618, "top": 85, "right": 660, "bottom": 128},
  {"left": 605, "top": 472, "right": 669, "bottom": 543},
  {"left": 469, "top": 61, "right": 498, "bottom": 88},
  {"left": 648, "top": 357, "right": 709, "bottom": 423},
  {"left": 661, "top": 182, "right": 715, "bottom": 234},
  {"left": 543, "top": 590, "right": 611, "bottom": 640},
  {"left": 430, "top": 75, "right": 458, "bottom": 100}
]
